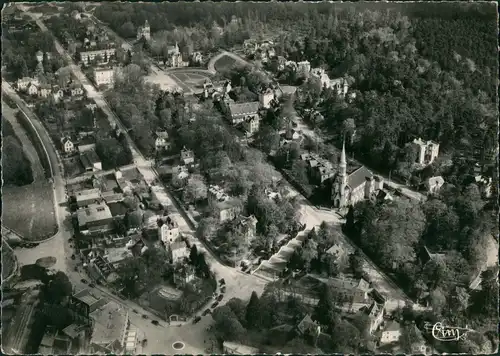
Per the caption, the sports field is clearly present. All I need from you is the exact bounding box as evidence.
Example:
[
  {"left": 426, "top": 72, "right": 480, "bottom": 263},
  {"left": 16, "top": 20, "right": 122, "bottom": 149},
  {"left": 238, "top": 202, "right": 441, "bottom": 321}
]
[
  {"left": 167, "top": 69, "right": 215, "bottom": 94},
  {"left": 214, "top": 55, "right": 237, "bottom": 72},
  {"left": 3, "top": 181, "right": 58, "bottom": 241}
]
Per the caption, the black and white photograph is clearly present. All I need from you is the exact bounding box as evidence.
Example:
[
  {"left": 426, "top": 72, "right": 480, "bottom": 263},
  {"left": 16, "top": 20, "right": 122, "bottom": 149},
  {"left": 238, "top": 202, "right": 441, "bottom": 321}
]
[{"left": 1, "top": 1, "right": 498, "bottom": 354}]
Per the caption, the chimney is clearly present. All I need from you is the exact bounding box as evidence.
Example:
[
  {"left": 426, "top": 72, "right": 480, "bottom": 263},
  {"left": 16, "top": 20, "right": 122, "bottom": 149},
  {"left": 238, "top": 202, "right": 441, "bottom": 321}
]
[
  {"left": 364, "top": 176, "right": 373, "bottom": 199},
  {"left": 373, "top": 175, "right": 384, "bottom": 191}
]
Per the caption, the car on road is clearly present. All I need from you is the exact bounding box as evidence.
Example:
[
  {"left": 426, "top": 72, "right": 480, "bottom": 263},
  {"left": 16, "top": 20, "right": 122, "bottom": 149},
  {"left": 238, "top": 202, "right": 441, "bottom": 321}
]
[
  {"left": 88, "top": 283, "right": 95, "bottom": 288},
  {"left": 132, "top": 309, "right": 138, "bottom": 314},
  {"left": 71, "top": 254, "right": 76, "bottom": 260},
  {"left": 142, "top": 315, "right": 148, "bottom": 319},
  {"left": 142, "top": 339, "right": 148, "bottom": 347},
  {"left": 80, "top": 279, "right": 88, "bottom": 284},
  {"left": 202, "top": 309, "right": 212, "bottom": 316},
  {"left": 219, "top": 278, "right": 225, "bottom": 285},
  {"left": 151, "top": 320, "right": 159, "bottom": 326},
  {"left": 217, "top": 294, "right": 224, "bottom": 302},
  {"left": 211, "top": 301, "right": 219, "bottom": 309},
  {"left": 193, "top": 316, "right": 202, "bottom": 324},
  {"left": 220, "top": 286, "right": 226, "bottom": 293}
]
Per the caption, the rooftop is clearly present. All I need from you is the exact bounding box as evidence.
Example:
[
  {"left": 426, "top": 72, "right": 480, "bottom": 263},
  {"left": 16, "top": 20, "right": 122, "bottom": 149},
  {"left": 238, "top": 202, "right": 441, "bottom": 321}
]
[
  {"left": 413, "top": 137, "right": 438, "bottom": 146},
  {"left": 77, "top": 203, "right": 113, "bottom": 227},
  {"left": 105, "top": 247, "right": 133, "bottom": 265},
  {"left": 90, "top": 301, "right": 128, "bottom": 347},
  {"left": 348, "top": 166, "right": 373, "bottom": 190},
  {"left": 80, "top": 149, "right": 101, "bottom": 169},
  {"left": 385, "top": 320, "right": 401, "bottom": 333},
  {"left": 229, "top": 101, "right": 260, "bottom": 117},
  {"left": 76, "top": 188, "right": 101, "bottom": 202},
  {"left": 223, "top": 341, "right": 260, "bottom": 355},
  {"left": 156, "top": 131, "right": 169, "bottom": 139}
]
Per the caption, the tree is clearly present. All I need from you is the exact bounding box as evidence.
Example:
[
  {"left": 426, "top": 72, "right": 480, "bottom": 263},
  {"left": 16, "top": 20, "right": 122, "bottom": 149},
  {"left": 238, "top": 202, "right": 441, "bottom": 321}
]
[
  {"left": 212, "top": 305, "right": 246, "bottom": 341},
  {"left": 322, "top": 253, "right": 339, "bottom": 277},
  {"left": 96, "top": 138, "right": 132, "bottom": 169},
  {"left": 2, "top": 135, "right": 34, "bottom": 186},
  {"left": 345, "top": 206, "right": 355, "bottom": 231},
  {"left": 349, "top": 249, "right": 364, "bottom": 278},
  {"left": 245, "top": 291, "right": 262, "bottom": 329},
  {"left": 189, "top": 244, "right": 198, "bottom": 265},
  {"left": 44, "top": 271, "right": 73, "bottom": 304},
  {"left": 254, "top": 124, "right": 280, "bottom": 154},
  {"left": 183, "top": 174, "right": 208, "bottom": 203},
  {"left": 226, "top": 297, "right": 247, "bottom": 324},
  {"left": 314, "top": 284, "right": 337, "bottom": 327}
]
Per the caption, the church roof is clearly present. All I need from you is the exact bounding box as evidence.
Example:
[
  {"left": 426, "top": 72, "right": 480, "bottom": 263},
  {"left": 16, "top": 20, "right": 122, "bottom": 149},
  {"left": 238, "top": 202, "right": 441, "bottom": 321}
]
[{"left": 347, "top": 166, "right": 372, "bottom": 189}]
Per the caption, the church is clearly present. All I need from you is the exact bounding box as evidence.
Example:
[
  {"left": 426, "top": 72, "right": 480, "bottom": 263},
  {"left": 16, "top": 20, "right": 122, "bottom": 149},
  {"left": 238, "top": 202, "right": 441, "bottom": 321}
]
[
  {"left": 331, "top": 141, "right": 385, "bottom": 208},
  {"left": 136, "top": 20, "right": 150, "bottom": 41}
]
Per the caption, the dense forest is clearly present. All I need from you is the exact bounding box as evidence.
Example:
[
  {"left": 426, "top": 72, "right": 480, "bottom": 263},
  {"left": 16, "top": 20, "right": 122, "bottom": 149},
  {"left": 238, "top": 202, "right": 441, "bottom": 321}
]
[
  {"left": 2, "top": 117, "right": 34, "bottom": 186},
  {"left": 95, "top": 1, "right": 497, "bottom": 177}
]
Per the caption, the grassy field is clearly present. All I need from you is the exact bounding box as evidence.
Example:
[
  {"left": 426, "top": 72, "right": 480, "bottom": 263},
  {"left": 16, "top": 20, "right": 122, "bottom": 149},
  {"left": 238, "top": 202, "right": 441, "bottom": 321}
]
[
  {"left": 214, "top": 55, "right": 237, "bottom": 72},
  {"left": 2, "top": 181, "right": 58, "bottom": 241}
]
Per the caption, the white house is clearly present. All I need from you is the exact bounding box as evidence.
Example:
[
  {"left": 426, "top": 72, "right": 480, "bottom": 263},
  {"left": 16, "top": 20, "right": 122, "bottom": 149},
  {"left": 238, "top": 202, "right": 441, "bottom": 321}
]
[
  {"left": 155, "top": 131, "right": 169, "bottom": 150},
  {"left": 159, "top": 216, "right": 180, "bottom": 245},
  {"left": 191, "top": 52, "right": 203, "bottom": 64},
  {"left": 39, "top": 84, "right": 52, "bottom": 98},
  {"left": 27, "top": 82, "right": 39, "bottom": 96},
  {"left": 61, "top": 137, "right": 74, "bottom": 153},
  {"left": 17, "top": 77, "right": 35, "bottom": 91},
  {"left": 258, "top": 88, "right": 275, "bottom": 109},
  {"left": 243, "top": 116, "right": 260, "bottom": 137},
  {"left": 180, "top": 147, "right": 195, "bottom": 165},
  {"left": 412, "top": 138, "right": 440, "bottom": 165},
  {"left": 52, "top": 87, "right": 64, "bottom": 102},
  {"left": 380, "top": 321, "right": 402, "bottom": 344},
  {"left": 94, "top": 67, "right": 115, "bottom": 86}
]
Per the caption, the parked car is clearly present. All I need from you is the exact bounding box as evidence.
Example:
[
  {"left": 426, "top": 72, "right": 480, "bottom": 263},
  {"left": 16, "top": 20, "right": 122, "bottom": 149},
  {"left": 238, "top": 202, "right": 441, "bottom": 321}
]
[
  {"left": 71, "top": 254, "right": 76, "bottom": 260},
  {"left": 80, "top": 279, "right": 88, "bottom": 284},
  {"left": 193, "top": 316, "right": 202, "bottom": 324},
  {"left": 142, "top": 339, "right": 148, "bottom": 347},
  {"left": 88, "top": 283, "right": 95, "bottom": 288},
  {"left": 217, "top": 294, "right": 223, "bottom": 302},
  {"left": 132, "top": 309, "right": 138, "bottom": 314},
  {"left": 211, "top": 301, "right": 219, "bottom": 309},
  {"left": 202, "top": 309, "right": 212, "bottom": 316},
  {"left": 142, "top": 315, "right": 148, "bottom": 319},
  {"left": 151, "top": 320, "right": 159, "bottom": 325}
]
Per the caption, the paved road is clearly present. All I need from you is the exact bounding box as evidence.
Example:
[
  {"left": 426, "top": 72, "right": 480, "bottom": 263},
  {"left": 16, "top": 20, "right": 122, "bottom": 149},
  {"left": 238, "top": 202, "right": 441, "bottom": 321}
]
[
  {"left": 2, "top": 101, "right": 45, "bottom": 181},
  {"left": 22, "top": 5, "right": 269, "bottom": 308}
]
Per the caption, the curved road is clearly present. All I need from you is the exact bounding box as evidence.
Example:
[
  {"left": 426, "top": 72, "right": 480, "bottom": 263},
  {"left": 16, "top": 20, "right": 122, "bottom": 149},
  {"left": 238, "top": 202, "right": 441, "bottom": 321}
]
[{"left": 21, "top": 4, "right": 269, "bottom": 313}]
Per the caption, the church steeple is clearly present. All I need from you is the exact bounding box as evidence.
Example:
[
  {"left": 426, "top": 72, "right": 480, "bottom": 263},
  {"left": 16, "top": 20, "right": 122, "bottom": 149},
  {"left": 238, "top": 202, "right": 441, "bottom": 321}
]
[
  {"left": 339, "top": 138, "right": 347, "bottom": 176},
  {"left": 337, "top": 137, "right": 347, "bottom": 208}
]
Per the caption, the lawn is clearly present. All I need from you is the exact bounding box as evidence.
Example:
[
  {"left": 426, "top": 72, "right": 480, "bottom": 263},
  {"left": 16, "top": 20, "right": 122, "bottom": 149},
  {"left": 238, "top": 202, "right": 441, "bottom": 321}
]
[
  {"left": 214, "top": 55, "right": 237, "bottom": 72},
  {"left": 2, "top": 181, "right": 58, "bottom": 241}
]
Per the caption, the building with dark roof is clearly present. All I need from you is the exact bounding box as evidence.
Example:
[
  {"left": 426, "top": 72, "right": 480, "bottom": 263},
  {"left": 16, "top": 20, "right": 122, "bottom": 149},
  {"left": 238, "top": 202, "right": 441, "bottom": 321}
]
[
  {"left": 80, "top": 149, "right": 102, "bottom": 172},
  {"left": 228, "top": 101, "right": 260, "bottom": 125}
]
